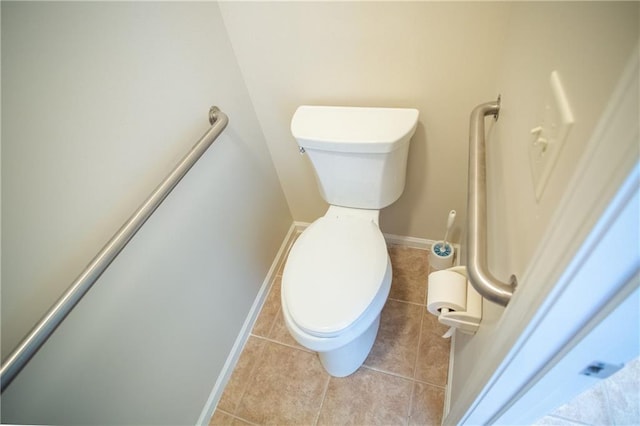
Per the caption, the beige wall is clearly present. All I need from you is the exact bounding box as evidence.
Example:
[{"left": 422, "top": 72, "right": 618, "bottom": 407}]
[
  {"left": 3, "top": 2, "right": 636, "bottom": 423},
  {"left": 449, "top": 1, "right": 639, "bottom": 421},
  {"left": 488, "top": 1, "right": 639, "bottom": 279},
  {"left": 219, "top": 1, "right": 512, "bottom": 240},
  {"left": 1, "top": 2, "right": 291, "bottom": 424}
]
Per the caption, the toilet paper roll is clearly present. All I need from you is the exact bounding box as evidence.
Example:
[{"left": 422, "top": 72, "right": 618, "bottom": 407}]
[{"left": 427, "top": 270, "right": 467, "bottom": 316}]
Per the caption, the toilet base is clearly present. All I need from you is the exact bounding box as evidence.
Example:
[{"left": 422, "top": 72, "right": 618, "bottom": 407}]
[{"left": 318, "top": 315, "right": 381, "bottom": 377}]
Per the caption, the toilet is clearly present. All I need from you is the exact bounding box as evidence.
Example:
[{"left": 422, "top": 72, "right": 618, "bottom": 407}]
[{"left": 281, "top": 105, "right": 419, "bottom": 377}]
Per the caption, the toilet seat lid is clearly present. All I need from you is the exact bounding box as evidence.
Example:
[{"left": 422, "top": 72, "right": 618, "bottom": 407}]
[{"left": 282, "top": 215, "right": 388, "bottom": 337}]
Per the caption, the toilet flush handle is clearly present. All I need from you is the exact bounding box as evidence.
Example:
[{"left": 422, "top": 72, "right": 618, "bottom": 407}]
[{"left": 299, "top": 146, "right": 306, "bottom": 154}]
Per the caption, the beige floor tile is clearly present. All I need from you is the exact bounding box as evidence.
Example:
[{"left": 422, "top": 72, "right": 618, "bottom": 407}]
[
  {"left": 209, "top": 410, "right": 254, "bottom": 426},
  {"left": 217, "top": 337, "right": 266, "bottom": 414},
  {"left": 268, "top": 309, "right": 310, "bottom": 351},
  {"left": 215, "top": 242, "right": 450, "bottom": 426},
  {"left": 317, "top": 367, "right": 412, "bottom": 425},
  {"left": 605, "top": 356, "right": 640, "bottom": 424},
  {"left": 253, "top": 275, "right": 310, "bottom": 351},
  {"left": 550, "top": 380, "right": 613, "bottom": 424},
  {"left": 252, "top": 277, "right": 281, "bottom": 337},
  {"left": 364, "top": 299, "right": 423, "bottom": 378},
  {"left": 415, "top": 312, "right": 450, "bottom": 386},
  {"left": 409, "top": 382, "right": 445, "bottom": 426},
  {"left": 532, "top": 415, "right": 585, "bottom": 425},
  {"left": 235, "top": 341, "right": 329, "bottom": 425},
  {"left": 388, "top": 246, "right": 430, "bottom": 305}
]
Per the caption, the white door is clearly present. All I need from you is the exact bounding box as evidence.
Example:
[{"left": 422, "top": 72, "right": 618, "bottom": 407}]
[{"left": 445, "top": 48, "right": 639, "bottom": 426}]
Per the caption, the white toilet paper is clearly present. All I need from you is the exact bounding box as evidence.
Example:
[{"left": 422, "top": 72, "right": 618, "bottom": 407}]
[{"left": 427, "top": 270, "right": 467, "bottom": 316}]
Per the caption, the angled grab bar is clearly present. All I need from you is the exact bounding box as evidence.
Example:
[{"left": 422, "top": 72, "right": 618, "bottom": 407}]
[
  {"left": 467, "top": 97, "right": 516, "bottom": 307},
  {"left": 1, "top": 107, "right": 228, "bottom": 393}
]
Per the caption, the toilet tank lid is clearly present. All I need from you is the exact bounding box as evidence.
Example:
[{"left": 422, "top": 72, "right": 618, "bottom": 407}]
[{"left": 291, "top": 105, "right": 419, "bottom": 153}]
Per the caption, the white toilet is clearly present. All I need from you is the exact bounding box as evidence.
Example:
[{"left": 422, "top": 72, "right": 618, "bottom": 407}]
[{"left": 281, "top": 105, "right": 419, "bottom": 377}]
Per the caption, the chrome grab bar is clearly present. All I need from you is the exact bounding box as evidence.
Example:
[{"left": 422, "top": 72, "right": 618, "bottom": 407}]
[
  {"left": 467, "top": 97, "right": 516, "bottom": 307},
  {"left": 0, "top": 107, "right": 229, "bottom": 392}
]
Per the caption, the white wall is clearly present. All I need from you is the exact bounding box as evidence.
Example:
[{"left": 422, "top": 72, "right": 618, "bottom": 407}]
[
  {"left": 1, "top": 2, "right": 291, "bottom": 424},
  {"left": 219, "top": 1, "right": 512, "bottom": 240},
  {"left": 448, "top": 1, "right": 639, "bottom": 421}
]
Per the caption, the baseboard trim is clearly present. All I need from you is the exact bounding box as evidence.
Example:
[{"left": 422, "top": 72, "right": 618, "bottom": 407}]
[
  {"left": 292, "top": 220, "right": 310, "bottom": 232},
  {"left": 196, "top": 223, "right": 299, "bottom": 426},
  {"left": 443, "top": 331, "right": 456, "bottom": 421},
  {"left": 291, "top": 222, "right": 456, "bottom": 252},
  {"left": 384, "top": 233, "right": 435, "bottom": 250}
]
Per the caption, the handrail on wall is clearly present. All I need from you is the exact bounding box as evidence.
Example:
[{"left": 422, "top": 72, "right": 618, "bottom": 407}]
[
  {"left": 0, "top": 106, "right": 229, "bottom": 393},
  {"left": 467, "top": 97, "right": 516, "bottom": 307}
]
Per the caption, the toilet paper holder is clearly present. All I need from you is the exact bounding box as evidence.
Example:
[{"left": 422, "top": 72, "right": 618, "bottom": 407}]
[{"left": 428, "top": 265, "right": 482, "bottom": 335}]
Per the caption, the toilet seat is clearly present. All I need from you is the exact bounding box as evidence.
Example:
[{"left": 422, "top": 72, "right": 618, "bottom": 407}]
[{"left": 282, "top": 213, "right": 389, "bottom": 338}]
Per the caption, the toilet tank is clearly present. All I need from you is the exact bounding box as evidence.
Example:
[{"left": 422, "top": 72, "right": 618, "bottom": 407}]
[{"left": 291, "top": 106, "right": 419, "bottom": 209}]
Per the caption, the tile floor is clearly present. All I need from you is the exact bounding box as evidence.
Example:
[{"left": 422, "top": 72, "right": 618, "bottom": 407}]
[
  {"left": 535, "top": 356, "right": 640, "bottom": 425},
  {"left": 210, "top": 244, "right": 450, "bottom": 426}
]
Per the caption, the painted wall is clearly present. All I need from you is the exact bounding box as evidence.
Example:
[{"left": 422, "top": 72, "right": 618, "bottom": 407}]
[
  {"left": 1, "top": 2, "right": 291, "bottom": 424},
  {"left": 219, "top": 1, "right": 512, "bottom": 240},
  {"left": 448, "top": 1, "right": 639, "bottom": 421},
  {"left": 2, "top": 1, "right": 636, "bottom": 423}
]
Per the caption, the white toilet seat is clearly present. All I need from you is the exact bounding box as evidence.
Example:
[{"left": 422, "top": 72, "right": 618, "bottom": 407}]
[
  {"left": 281, "top": 258, "right": 391, "bottom": 353},
  {"left": 282, "top": 209, "right": 389, "bottom": 338}
]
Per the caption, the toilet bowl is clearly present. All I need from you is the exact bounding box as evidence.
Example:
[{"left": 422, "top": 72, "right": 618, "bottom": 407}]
[
  {"left": 282, "top": 105, "right": 418, "bottom": 376},
  {"left": 281, "top": 206, "right": 391, "bottom": 377}
]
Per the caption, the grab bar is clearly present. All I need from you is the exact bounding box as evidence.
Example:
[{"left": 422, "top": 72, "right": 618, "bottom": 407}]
[
  {"left": 467, "top": 97, "right": 516, "bottom": 307},
  {"left": 1, "top": 106, "right": 228, "bottom": 392}
]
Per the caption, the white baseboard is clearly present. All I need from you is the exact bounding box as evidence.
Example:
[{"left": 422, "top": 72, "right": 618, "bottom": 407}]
[
  {"left": 292, "top": 221, "right": 456, "bottom": 252},
  {"left": 196, "top": 223, "right": 299, "bottom": 426},
  {"left": 443, "top": 331, "right": 456, "bottom": 422},
  {"left": 384, "top": 232, "right": 435, "bottom": 250},
  {"left": 292, "top": 220, "right": 310, "bottom": 231}
]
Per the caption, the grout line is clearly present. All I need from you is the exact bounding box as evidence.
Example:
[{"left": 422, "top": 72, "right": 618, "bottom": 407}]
[
  {"left": 264, "top": 282, "right": 280, "bottom": 338},
  {"left": 313, "top": 374, "right": 332, "bottom": 426},
  {"left": 412, "top": 377, "right": 448, "bottom": 390},
  {"left": 406, "top": 381, "right": 416, "bottom": 426},
  {"left": 600, "top": 377, "right": 616, "bottom": 425},
  {"left": 249, "top": 334, "right": 314, "bottom": 354},
  {"left": 216, "top": 409, "right": 261, "bottom": 426},
  {"left": 412, "top": 302, "right": 427, "bottom": 381},
  {"left": 229, "top": 335, "right": 269, "bottom": 416},
  {"left": 387, "top": 296, "right": 427, "bottom": 308},
  {"left": 361, "top": 363, "right": 447, "bottom": 390},
  {"left": 544, "top": 414, "right": 592, "bottom": 425},
  {"left": 405, "top": 301, "right": 426, "bottom": 423},
  {"left": 360, "top": 365, "right": 414, "bottom": 384}
]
